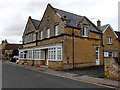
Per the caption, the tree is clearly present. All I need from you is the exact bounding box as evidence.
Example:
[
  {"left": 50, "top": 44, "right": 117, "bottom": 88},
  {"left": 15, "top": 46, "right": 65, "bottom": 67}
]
[{"left": 11, "top": 49, "right": 19, "bottom": 57}]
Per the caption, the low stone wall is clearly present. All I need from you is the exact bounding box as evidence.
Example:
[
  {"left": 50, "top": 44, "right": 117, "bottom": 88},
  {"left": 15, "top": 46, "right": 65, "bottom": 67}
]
[
  {"left": 27, "top": 60, "right": 34, "bottom": 66},
  {"left": 48, "top": 61, "right": 96, "bottom": 70},
  {"left": 104, "top": 58, "right": 120, "bottom": 80},
  {"left": 63, "top": 62, "right": 96, "bottom": 70},
  {"left": 34, "top": 60, "right": 45, "bottom": 67},
  {"left": 48, "top": 61, "right": 63, "bottom": 70}
]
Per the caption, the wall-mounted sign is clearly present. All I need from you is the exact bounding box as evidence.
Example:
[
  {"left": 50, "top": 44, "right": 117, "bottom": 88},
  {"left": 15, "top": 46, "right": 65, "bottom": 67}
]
[{"left": 104, "top": 52, "right": 109, "bottom": 57}]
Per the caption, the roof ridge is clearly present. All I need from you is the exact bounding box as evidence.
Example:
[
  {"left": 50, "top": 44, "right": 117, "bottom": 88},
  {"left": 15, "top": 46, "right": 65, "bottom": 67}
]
[
  {"left": 101, "top": 24, "right": 110, "bottom": 27},
  {"left": 31, "top": 18, "right": 40, "bottom": 22},
  {"left": 54, "top": 8, "right": 83, "bottom": 18}
]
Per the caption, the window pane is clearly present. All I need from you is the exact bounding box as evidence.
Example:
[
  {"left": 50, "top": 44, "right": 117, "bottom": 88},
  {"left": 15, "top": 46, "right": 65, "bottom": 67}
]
[
  {"left": 47, "top": 29, "right": 50, "bottom": 38},
  {"left": 55, "top": 25, "right": 59, "bottom": 36}
]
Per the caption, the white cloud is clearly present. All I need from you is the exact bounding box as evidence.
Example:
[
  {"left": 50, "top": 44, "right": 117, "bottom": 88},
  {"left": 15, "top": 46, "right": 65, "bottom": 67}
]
[{"left": 0, "top": 0, "right": 119, "bottom": 43}]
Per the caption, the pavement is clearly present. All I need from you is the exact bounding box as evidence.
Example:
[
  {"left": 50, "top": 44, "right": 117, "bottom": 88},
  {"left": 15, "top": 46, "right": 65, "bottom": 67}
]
[{"left": 3, "top": 60, "right": 120, "bottom": 89}]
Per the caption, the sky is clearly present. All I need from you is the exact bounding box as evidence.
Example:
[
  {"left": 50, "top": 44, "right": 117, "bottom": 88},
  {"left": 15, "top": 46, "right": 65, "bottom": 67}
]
[{"left": 0, "top": 0, "right": 119, "bottom": 44}]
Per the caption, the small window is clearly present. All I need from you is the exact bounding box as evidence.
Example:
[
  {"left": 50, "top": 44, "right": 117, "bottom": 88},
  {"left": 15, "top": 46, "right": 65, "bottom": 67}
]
[
  {"left": 107, "top": 37, "right": 112, "bottom": 44},
  {"left": 47, "top": 28, "right": 50, "bottom": 38},
  {"left": 40, "top": 31, "right": 43, "bottom": 40},
  {"left": 82, "top": 26, "right": 88, "bottom": 37},
  {"left": 109, "top": 52, "right": 114, "bottom": 57},
  {"left": 55, "top": 25, "right": 59, "bottom": 36},
  {"left": 33, "top": 33, "right": 36, "bottom": 41}
]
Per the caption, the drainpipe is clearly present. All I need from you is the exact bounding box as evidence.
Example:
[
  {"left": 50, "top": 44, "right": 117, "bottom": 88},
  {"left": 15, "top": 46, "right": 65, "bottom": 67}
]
[
  {"left": 101, "top": 33, "right": 104, "bottom": 66},
  {"left": 32, "top": 49, "right": 34, "bottom": 66},
  {"left": 72, "top": 28, "right": 75, "bottom": 69}
]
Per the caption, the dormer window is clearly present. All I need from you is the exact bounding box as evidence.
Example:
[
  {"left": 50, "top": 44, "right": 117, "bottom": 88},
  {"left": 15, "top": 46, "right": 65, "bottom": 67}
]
[
  {"left": 47, "top": 28, "right": 50, "bottom": 38},
  {"left": 55, "top": 25, "right": 59, "bottom": 36},
  {"left": 82, "top": 25, "right": 88, "bottom": 37}
]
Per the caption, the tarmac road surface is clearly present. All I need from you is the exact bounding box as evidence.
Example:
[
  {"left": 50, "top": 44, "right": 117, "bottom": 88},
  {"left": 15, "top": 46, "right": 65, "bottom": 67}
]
[{"left": 2, "top": 61, "right": 115, "bottom": 89}]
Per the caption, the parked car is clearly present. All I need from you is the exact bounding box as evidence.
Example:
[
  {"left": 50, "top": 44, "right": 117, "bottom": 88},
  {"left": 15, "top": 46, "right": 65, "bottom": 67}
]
[{"left": 10, "top": 56, "right": 19, "bottom": 62}]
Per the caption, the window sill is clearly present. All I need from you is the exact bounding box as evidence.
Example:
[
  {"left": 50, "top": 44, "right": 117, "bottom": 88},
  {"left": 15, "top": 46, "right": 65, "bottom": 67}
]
[
  {"left": 82, "top": 36, "right": 88, "bottom": 38},
  {"left": 47, "top": 59, "right": 62, "bottom": 61},
  {"left": 107, "top": 43, "right": 113, "bottom": 45}
]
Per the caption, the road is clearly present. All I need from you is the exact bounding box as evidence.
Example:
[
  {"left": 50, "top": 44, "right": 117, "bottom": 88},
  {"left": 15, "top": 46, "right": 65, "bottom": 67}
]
[{"left": 2, "top": 61, "right": 114, "bottom": 89}]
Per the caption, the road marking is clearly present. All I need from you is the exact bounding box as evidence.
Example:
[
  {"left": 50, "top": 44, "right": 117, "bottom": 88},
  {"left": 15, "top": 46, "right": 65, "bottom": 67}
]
[{"left": 5, "top": 62, "right": 117, "bottom": 89}]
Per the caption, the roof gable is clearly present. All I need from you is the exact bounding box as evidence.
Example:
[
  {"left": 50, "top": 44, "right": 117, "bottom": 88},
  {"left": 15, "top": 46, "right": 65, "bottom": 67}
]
[
  {"left": 23, "top": 16, "right": 40, "bottom": 35},
  {"left": 115, "top": 31, "right": 120, "bottom": 41},
  {"left": 100, "top": 24, "right": 118, "bottom": 38}
]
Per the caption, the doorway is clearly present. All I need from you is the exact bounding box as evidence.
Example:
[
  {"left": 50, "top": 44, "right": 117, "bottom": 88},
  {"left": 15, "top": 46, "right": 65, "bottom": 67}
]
[
  {"left": 96, "top": 47, "right": 100, "bottom": 65},
  {"left": 45, "top": 49, "right": 48, "bottom": 65}
]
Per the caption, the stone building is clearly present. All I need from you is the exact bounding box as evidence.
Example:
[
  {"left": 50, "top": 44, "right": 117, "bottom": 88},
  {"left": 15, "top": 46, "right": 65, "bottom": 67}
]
[
  {"left": 19, "top": 4, "right": 104, "bottom": 70},
  {"left": 99, "top": 24, "right": 120, "bottom": 80},
  {"left": 1, "top": 40, "right": 22, "bottom": 59},
  {"left": 115, "top": 31, "right": 120, "bottom": 57},
  {"left": 99, "top": 24, "right": 119, "bottom": 58}
]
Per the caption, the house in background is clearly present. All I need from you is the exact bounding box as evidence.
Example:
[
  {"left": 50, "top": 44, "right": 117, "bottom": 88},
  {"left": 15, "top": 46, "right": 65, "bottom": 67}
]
[
  {"left": 99, "top": 24, "right": 119, "bottom": 58},
  {"left": 19, "top": 4, "right": 104, "bottom": 70},
  {"left": 1, "top": 39, "right": 22, "bottom": 59}
]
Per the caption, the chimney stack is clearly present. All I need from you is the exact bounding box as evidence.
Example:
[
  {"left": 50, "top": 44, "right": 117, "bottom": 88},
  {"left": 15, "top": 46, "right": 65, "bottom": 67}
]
[{"left": 97, "top": 20, "right": 101, "bottom": 27}]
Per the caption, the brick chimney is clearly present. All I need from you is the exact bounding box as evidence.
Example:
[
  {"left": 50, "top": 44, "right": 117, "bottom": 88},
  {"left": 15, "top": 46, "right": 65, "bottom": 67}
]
[{"left": 97, "top": 20, "right": 101, "bottom": 27}]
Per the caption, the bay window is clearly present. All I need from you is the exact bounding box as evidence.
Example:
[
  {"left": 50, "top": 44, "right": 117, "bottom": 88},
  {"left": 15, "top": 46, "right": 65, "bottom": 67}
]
[
  {"left": 19, "top": 52, "right": 24, "bottom": 59},
  {"left": 33, "top": 49, "right": 45, "bottom": 60},
  {"left": 27, "top": 50, "right": 33, "bottom": 60},
  {"left": 48, "top": 47, "right": 62, "bottom": 61}
]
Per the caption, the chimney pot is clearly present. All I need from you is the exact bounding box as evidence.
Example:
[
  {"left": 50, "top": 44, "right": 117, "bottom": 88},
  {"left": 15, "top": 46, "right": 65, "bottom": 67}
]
[{"left": 97, "top": 20, "right": 101, "bottom": 27}]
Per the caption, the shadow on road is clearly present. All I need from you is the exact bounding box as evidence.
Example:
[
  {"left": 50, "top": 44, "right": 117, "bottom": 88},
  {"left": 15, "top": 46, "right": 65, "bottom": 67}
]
[{"left": 63, "top": 66, "right": 104, "bottom": 78}]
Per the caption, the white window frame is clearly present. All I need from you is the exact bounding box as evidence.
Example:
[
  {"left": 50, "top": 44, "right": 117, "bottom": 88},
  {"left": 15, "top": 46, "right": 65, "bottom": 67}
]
[
  {"left": 82, "top": 26, "right": 88, "bottom": 37},
  {"left": 33, "top": 49, "right": 45, "bottom": 60},
  {"left": 40, "top": 31, "right": 43, "bottom": 40},
  {"left": 107, "top": 37, "right": 112, "bottom": 44},
  {"left": 112, "top": 52, "right": 115, "bottom": 57},
  {"left": 48, "top": 47, "right": 62, "bottom": 61},
  {"left": 47, "top": 28, "right": 50, "bottom": 38},
  {"left": 27, "top": 50, "right": 33, "bottom": 60},
  {"left": 19, "top": 52, "right": 24, "bottom": 59},
  {"left": 55, "top": 25, "right": 59, "bottom": 36}
]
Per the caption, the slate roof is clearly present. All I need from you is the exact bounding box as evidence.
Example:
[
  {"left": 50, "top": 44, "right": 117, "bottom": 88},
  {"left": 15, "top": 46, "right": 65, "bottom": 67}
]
[
  {"left": 31, "top": 18, "right": 40, "bottom": 29},
  {"left": 115, "top": 31, "right": 120, "bottom": 41},
  {"left": 5, "top": 44, "right": 22, "bottom": 50},
  {"left": 99, "top": 24, "right": 109, "bottom": 32},
  {"left": 53, "top": 8, "right": 100, "bottom": 33}
]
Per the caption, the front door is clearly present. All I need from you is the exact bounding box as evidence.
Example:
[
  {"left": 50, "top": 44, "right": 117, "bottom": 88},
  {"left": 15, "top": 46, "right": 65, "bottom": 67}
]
[{"left": 96, "top": 47, "right": 100, "bottom": 65}]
